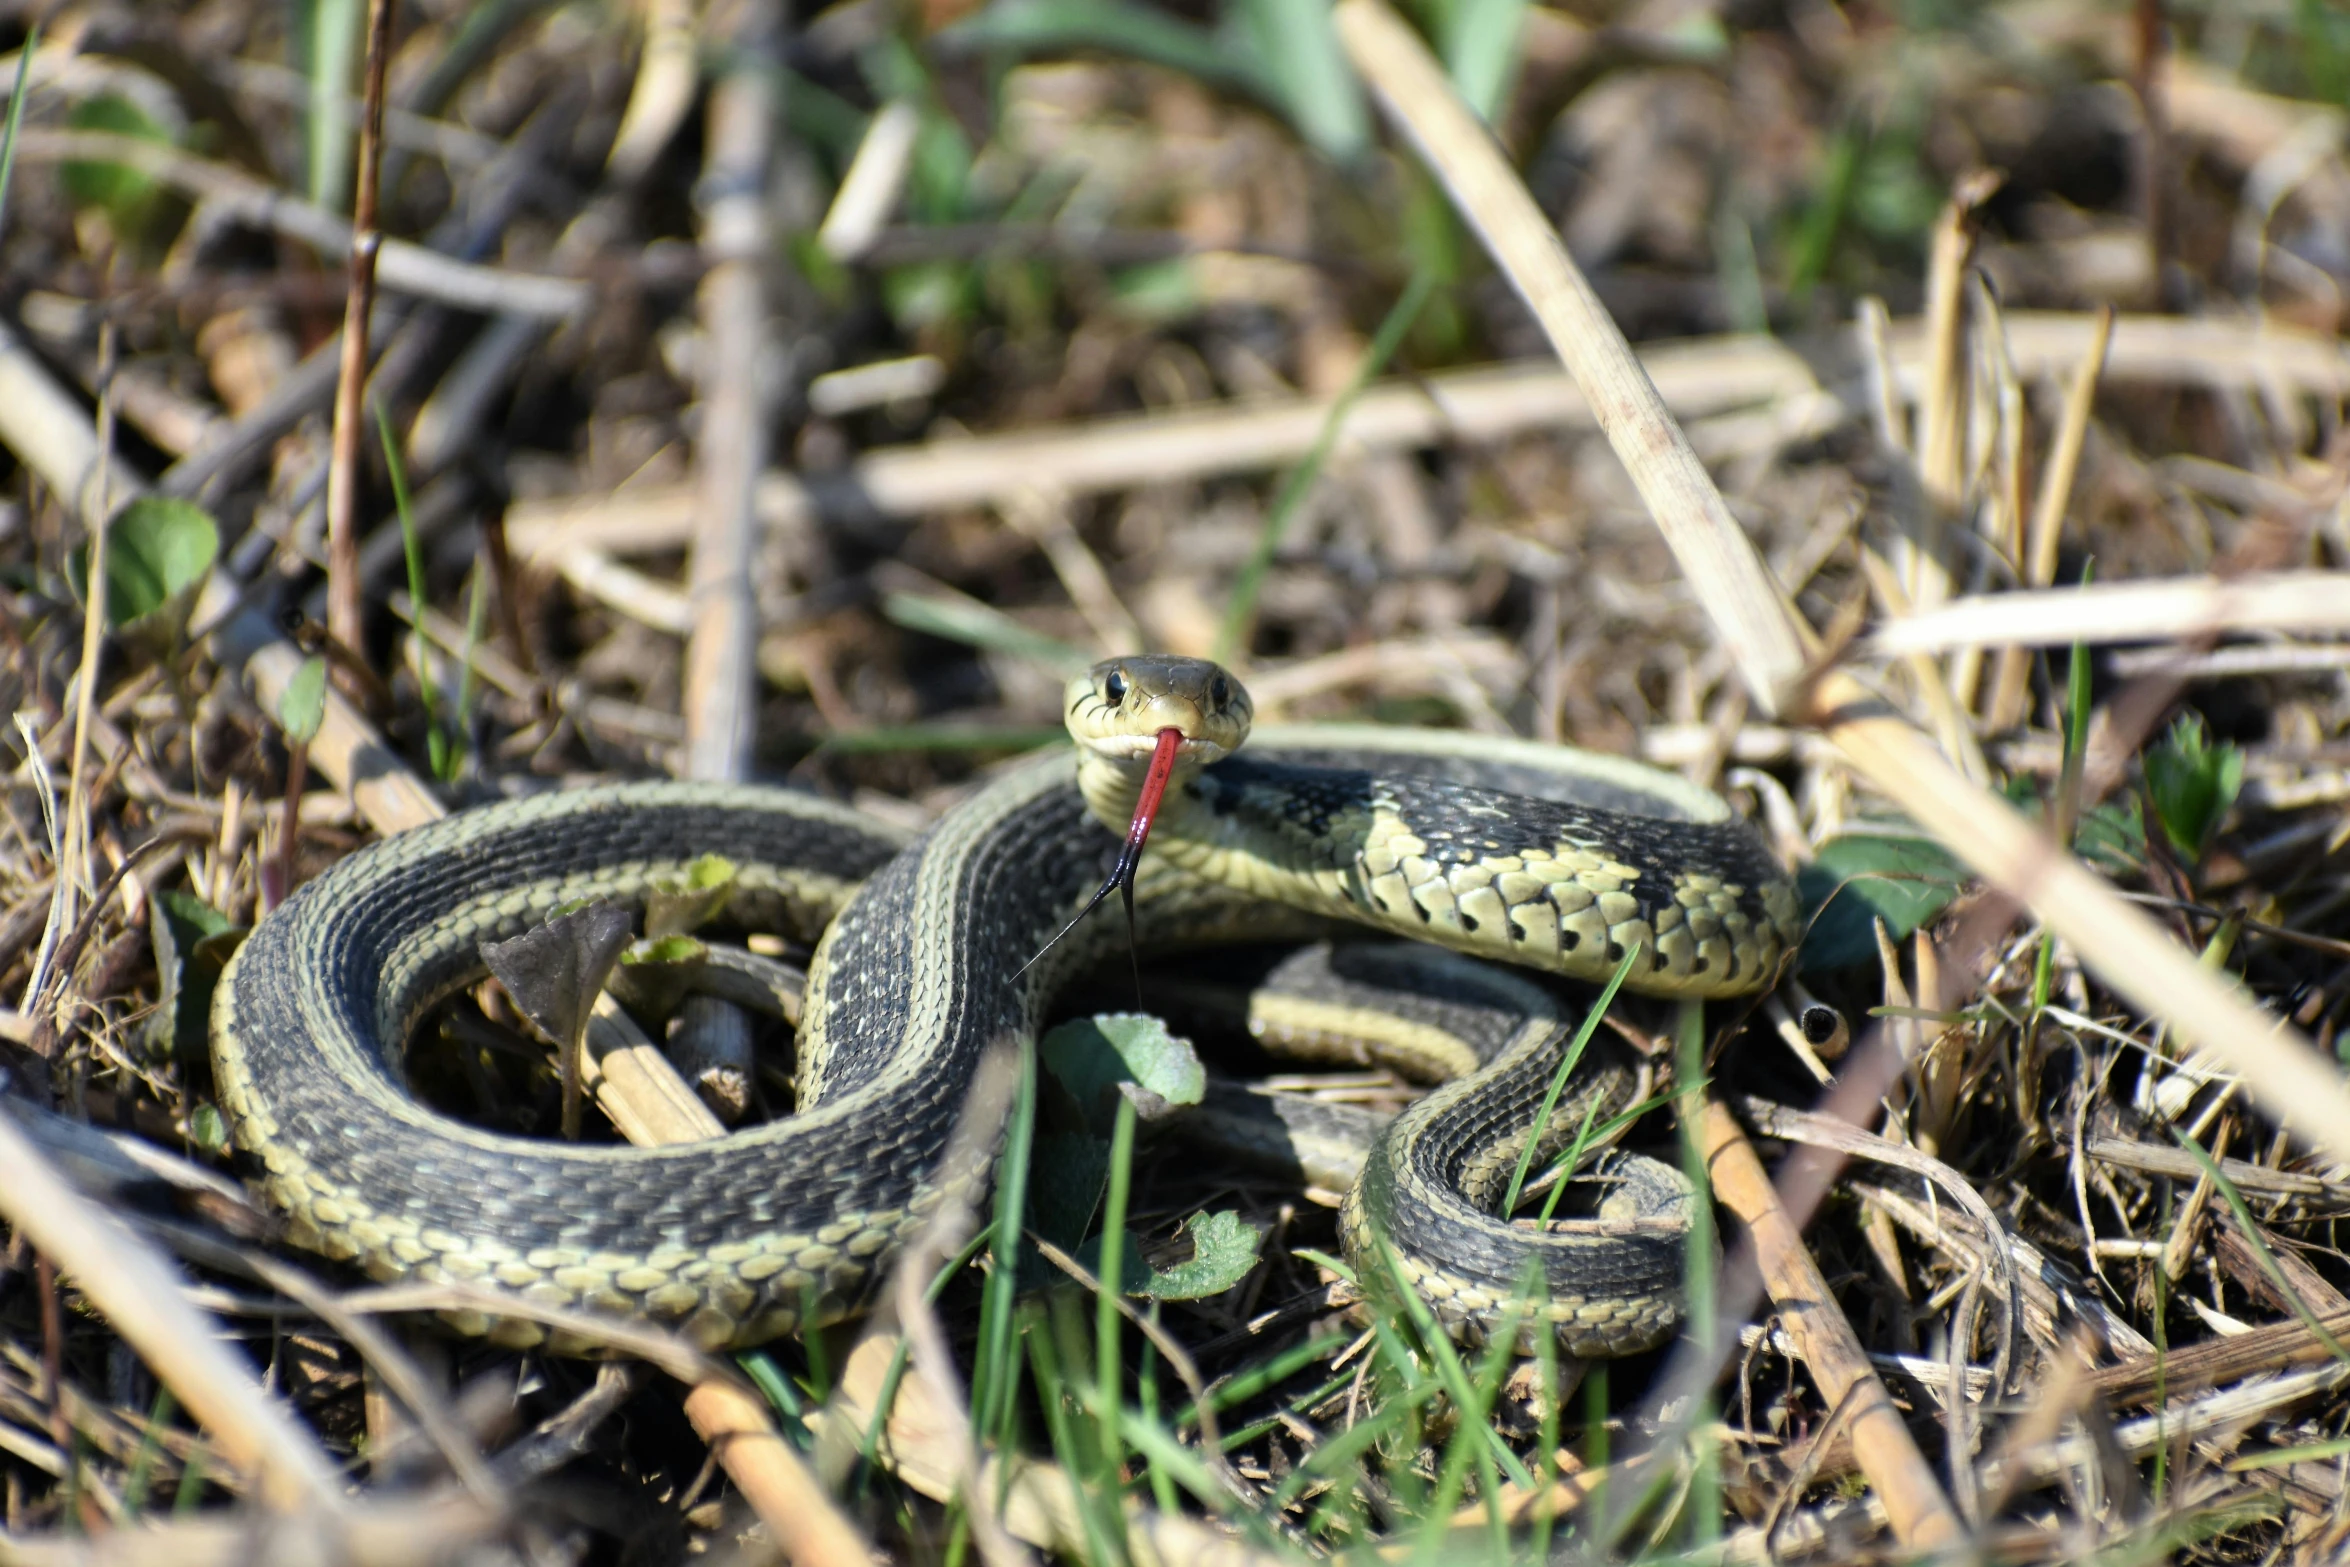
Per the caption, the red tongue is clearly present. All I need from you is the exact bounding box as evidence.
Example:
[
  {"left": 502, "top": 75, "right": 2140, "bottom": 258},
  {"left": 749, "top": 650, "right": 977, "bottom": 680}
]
[
  {"left": 1124, "top": 725, "right": 1185, "bottom": 864},
  {"left": 1017, "top": 726, "right": 1185, "bottom": 991}
]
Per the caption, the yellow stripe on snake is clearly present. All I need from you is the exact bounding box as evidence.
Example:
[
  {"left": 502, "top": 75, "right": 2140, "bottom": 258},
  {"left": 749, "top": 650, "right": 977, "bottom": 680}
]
[{"left": 213, "top": 656, "right": 1800, "bottom": 1355}]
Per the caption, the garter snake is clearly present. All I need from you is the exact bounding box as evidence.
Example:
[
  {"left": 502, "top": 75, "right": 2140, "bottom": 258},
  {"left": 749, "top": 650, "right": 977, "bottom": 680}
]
[{"left": 213, "top": 656, "right": 1799, "bottom": 1355}]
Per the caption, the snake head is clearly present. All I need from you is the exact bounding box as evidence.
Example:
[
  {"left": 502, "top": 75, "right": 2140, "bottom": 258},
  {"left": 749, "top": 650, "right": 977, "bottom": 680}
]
[{"left": 1064, "top": 655, "right": 1253, "bottom": 767}]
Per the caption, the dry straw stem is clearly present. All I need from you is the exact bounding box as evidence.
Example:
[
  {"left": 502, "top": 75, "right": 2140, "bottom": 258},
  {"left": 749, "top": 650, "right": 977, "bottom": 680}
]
[
  {"left": 0, "top": 1112, "right": 344, "bottom": 1513},
  {"left": 1987, "top": 305, "right": 2113, "bottom": 729},
  {"left": 507, "top": 341, "right": 1828, "bottom": 559},
  {"left": 816, "top": 1337, "right": 1287, "bottom": 1567},
  {"left": 1334, "top": 0, "right": 2350, "bottom": 1178},
  {"left": 1869, "top": 571, "right": 2350, "bottom": 656},
  {"left": 1699, "top": 1099, "right": 1964, "bottom": 1551},
  {"left": 0, "top": 310, "right": 835, "bottom": 1545},
  {"left": 602, "top": 0, "right": 699, "bottom": 185},
  {"left": 504, "top": 307, "right": 2338, "bottom": 565},
  {"left": 1916, "top": 173, "right": 1999, "bottom": 516},
  {"left": 10, "top": 131, "right": 588, "bottom": 317},
  {"left": 818, "top": 99, "right": 923, "bottom": 262},
  {"left": 0, "top": 1499, "right": 498, "bottom": 1567},
  {"left": 1812, "top": 667, "right": 2350, "bottom": 1182},
  {"left": 562, "top": 547, "right": 693, "bottom": 635},
  {"left": 682, "top": 29, "right": 779, "bottom": 784}
]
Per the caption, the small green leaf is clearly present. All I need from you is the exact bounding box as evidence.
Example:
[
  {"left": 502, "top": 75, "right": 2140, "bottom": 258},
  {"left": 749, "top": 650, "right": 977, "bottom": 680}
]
[
  {"left": 1135, "top": 1209, "right": 1264, "bottom": 1300},
  {"left": 61, "top": 95, "right": 170, "bottom": 220},
  {"left": 607, "top": 933, "right": 709, "bottom": 1021},
  {"left": 188, "top": 1101, "right": 230, "bottom": 1154},
  {"left": 2145, "top": 713, "right": 2244, "bottom": 863},
  {"left": 1796, "top": 831, "right": 1969, "bottom": 972},
  {"left": 160, "top": 888, "right": 238, "bottom": 945},
  {"left": 278, "top": 656, "right": 328, "bottom": 747},
  {"left": 1040, "top": 1013, "right": 1204, "bottom": 1131},
  {"left": 623, "top": 934, "right": 707, "bottom": 966},
  {"left": 645, "top": 855, "right": 737, "bottom": 937},
  {"left": 148, "top": 891, "right": 245, "bottom": 1064},
  {"left": 72, "top": 497, "right": 219, "bottom": 631},
  {"left": 879, "top": 262, "right": 969, "bottom": 335},
  {"left": 1108, "top": 260, "right": 1203, "bottom": 324}
]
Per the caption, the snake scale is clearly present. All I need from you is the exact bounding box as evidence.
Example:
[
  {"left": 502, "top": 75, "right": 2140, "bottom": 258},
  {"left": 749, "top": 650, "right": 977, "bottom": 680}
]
[{"left": 213, "top": 657, "right": 1800, "bottom": 1356}]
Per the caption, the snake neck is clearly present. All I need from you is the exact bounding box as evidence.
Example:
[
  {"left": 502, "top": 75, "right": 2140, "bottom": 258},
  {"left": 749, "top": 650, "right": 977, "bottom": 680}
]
[{"left": 1074, "top": 748, "right": 1214, "bottom": 842}]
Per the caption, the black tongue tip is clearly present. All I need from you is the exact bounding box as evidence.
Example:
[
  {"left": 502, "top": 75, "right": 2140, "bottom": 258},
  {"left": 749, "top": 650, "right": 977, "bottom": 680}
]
[{"left": 1014, "top": 727, "right": 1187, "bottom": 989}]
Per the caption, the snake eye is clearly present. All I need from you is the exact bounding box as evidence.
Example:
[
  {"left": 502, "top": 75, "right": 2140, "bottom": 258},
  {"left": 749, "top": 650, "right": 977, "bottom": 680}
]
[
  {"left": 1210, "top": 675, "right": 1230, "bottom": 707},
  {"left": 1103, "top": 669, "right": 1128, "bottom": 705}
]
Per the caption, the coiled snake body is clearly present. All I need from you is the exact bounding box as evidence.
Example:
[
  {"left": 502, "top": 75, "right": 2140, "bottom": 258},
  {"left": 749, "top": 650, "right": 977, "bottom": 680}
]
[{"left": 214, "top": 657, "right": 1799, "bottom": 1355}]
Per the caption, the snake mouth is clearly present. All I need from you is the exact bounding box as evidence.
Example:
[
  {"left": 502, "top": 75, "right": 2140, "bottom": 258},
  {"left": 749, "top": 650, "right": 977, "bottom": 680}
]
[{"left": 1081, "top": 730, "right": 1232, "bottom": 766}]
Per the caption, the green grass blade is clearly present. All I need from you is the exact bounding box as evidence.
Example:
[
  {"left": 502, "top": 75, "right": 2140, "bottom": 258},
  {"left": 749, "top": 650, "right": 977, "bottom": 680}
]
[
  {"left": 880, "top": 590, "right": 1092, "bottom": 674},
  {"left": 121, "top": 1384, "right": 174, "bottom": 1516},
  {"left": 1372, "top": 1242, "right": 1537, "bottom": 1492},
  {"left": 1234, "top": 0, "right": 1367, "bottom": 159},
  {"left": 1675, "top": 997, "right": 1720, "bottom": 1549},
  {"left": 1269, "top": 1375, "right": 1441, "bottom": 1507},
  {"left": 0, "top": 22, "right": 42, "bottom": 245},
  {"left": 1094, "top": 1093, "right": 1137, "bottom": 1483},
  {"left": 2171, "top": 1127, "right": 2350, "bottom": 1367},
  {"left": 2051, "top": 556, "right": 2096, "bottom": 848},
  {"left": 972, "top": 1035, "right": 1040, "bottom": 1444},
  {"left": 453, "top": 558, "right": 488, "bottom": 749},
  {"left": 375, "top": 406, "right": 450, "bottom": 778},
  {"left": 854, "top": 1226, "right": 995, "bottom": 1483},
  {"left": 1134, "top": 1334, "right": 1178, "bottom": 1515},
  {"left": 1503, "top": 942, "right": 1642, "bottom": 1214},
  {"left": 1530, "top": 1081, "right": 1691, "bottom": 1226},
  {"left": 298, "top": 0, "right": 362, "bottom": 211},
  {"left": 1440, "top": 0, "right": 1528, "bottom": 122},
  {"left": 1215, "top": 270, "right": 1434, "bottom": 664},
  {"left": 1024, "top": 1300, "right": 1125, "bottom": 1567},
  {"left": 1180, "top": 1331, "right": 1350, "bottom": 1428}
]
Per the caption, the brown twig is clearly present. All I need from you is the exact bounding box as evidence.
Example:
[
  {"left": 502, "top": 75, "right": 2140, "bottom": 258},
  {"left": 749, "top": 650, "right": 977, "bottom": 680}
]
[
  {"left": 681, "top": 9, "right": 779, "bottom": 783},
  {"left": 263, "top": 737, "right": 307, "bottom": 916},
  {"left": 1700, "top": 1098, "right": 1965, "bottom": 1551},
  {"left": 1336, "top": 0, "right": 1809, "bottom": 712},
  {"left": 322, "top": 0, "right": 400, "bottom": 663}
]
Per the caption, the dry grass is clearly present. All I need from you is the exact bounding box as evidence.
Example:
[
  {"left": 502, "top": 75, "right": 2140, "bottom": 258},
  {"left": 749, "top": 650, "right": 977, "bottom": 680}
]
[{"left": 2, "top": 1, "right": 2349, "bottom": 1563}]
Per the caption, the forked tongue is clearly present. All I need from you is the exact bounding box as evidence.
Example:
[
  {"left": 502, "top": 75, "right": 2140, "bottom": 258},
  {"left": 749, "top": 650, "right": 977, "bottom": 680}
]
[{"left": 1017, "top": 725, "right": 1185, "bottom": 993}]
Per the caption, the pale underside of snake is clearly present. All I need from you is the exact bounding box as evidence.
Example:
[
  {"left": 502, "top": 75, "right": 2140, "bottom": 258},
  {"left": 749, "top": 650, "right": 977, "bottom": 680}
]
[{"left": 212, "top": 657, "right": 1800, "bottom": 1357}]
